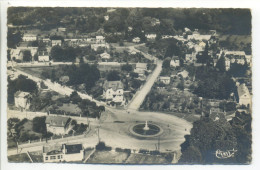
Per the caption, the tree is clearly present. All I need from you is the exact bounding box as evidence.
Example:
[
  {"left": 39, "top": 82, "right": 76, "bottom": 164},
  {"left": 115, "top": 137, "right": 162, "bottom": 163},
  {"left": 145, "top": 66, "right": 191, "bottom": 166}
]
[
  {"left": 32, "top": 116, "right": 47, "bottom": 134},
  {"left": 70, "top": 91, "right": 82, "bottom": 104},
  {"left": 23, "top": 50, "right": 32, "bottom": 62},
  {"left": 216, "top": 56, "right": 226, "bottom": 72},
  {"left": 107, "top": 71, "right": 120, "bottom": 81},
  {"left": 50, "top": 45, "right": 64, "bottom": 61},
  {"left": 7, "top": 30, "right": 22, "bottom": 48},
  {"left": 162, "top": 57, "right": 171, "bottom": 69},
  {"left": 121, "top": 64, "right": 133, "bottom": 72},
  {"left": 180, "top": 117, "right": 237, "bottom": 164}
]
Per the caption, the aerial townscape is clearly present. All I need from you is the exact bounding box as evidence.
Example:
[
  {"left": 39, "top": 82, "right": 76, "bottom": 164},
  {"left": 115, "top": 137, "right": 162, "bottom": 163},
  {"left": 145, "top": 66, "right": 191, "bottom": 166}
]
[{"left": 6, "top": 8, "right": 252, "bottom": 164}]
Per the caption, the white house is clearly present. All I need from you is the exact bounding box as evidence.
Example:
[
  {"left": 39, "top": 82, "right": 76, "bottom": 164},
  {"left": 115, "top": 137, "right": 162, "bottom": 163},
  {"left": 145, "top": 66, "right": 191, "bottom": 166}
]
[
  {"left": 38, "top": 51, "right": 50, "bottom": 62},
  {"left": 159, "top": 76, "right": 171, "bottom": 85},
  {"left": 91, "top": 43, "right": 109, "bottom": 51},
  {"left": 128, "top": 26, "right": 133, "bottom": 31},
  {"left": 22, "top": 34, "right": 37, "bottom": 41},
  {"left": 145, "top": 34, "right": 157, "bottom": 40},
  {"left": 10, "top": 49, "right": 23, "bottom": 61},
  {"left": 134, "top": 63, "right": 147, "bottom": 76},
  {"left": 100, "top": 52, "right": 111, "bottom": 60},
  {"left": 187, "top": 34, "right": 211, "bottom": 41},
  {"left": 170, "top": 58, "right": 180, "bottom": 67},
  {"left": 224, "top": 51, "right": 246, "bottom": 65},
  {"left": 177, "top": 70, "right": 189, "bottom": 79},
  {"left": 58, "top": 27, "right": 66, "bottom": 32},
  {"left": 103, "top": 80, "right": 124, "bottom": 103},
  {"left": 225, "top": 58, "right": 231, "bottom": 71},
  {"left": 52, "top": 40, "right": 62, "bottom": 47},
  {"left": 132, "top": 37, "right": 140, "bottom": 43},
  {"left": 45, "top": 116, "right": 72, "bottom": 135},
  {"left": 43, "top": 144, "right": 84, "bottom": 163},
  {"left": 14, "top": 91, "right": 31, "bottom": 110},
  {"left": 104, "top": 15, "right": 109, "bottom": 21},
  {"left": 96, "top": 36, "right": 105, "bottom": 44},
  {"left": 237, "top": 83, "right": 251, "bottom": 107},
  {"left": 185, "top": 53, "right": 197, "bottom": 63}
]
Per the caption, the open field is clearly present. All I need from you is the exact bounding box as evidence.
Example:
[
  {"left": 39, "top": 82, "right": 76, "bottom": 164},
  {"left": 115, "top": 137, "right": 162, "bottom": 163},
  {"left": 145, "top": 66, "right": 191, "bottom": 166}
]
[
  {"left": 125, "top": 153, "right": 169, "bottom": 164},
  {"left": 17, "top": 66, "right": 55, "bottom": 79},
  {"left": 86, "top": 150, "right": 129, "bottom": 164}
]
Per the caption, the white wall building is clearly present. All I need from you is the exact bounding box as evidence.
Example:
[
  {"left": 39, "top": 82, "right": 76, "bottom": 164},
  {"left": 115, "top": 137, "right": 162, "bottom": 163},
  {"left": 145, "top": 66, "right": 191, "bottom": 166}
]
[
  {"left": 132, "top": 37, "right": 140, "bottom": 43},
  {"left": 52, "top": 40, "right": 62, "bottom": 47},
  {"left": 38, "top": 51, "right": 50, "bottom": 62},
  {"left": 237, "top": 83, "right": 251, "bottom": 107},
  {"left": 14, "top": 91, "right": 31, "bottom": 110},
  {"left": 103, "top": 80, "right": 124, "bottom": 103},
  {"left": 159, "top": 76, "right": 171, "bottom": 85},
  {"left": 43, "top": 144, "right": 84, "bottom": 163},
  {"left": 22, "top": 34, "right": 37, "bottom": 41}
]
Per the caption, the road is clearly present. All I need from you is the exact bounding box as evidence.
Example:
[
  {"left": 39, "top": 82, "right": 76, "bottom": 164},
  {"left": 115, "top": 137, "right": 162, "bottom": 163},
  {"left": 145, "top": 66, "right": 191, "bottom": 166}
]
[{"left": 127, "top": 60, "right": 162, "bottom": 110}]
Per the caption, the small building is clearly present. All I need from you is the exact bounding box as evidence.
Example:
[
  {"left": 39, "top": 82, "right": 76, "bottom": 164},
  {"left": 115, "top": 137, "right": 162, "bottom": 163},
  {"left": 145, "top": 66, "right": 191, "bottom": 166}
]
[
  {"left": 209, "top": 108, "right": 226, "bottom": 122},
  {"left": 237, "top": 83, "right": 251, "bottom": 107},
  {"left": 45, "top": 116, "right": 72, "bottom": 135},
  {"left": 91, "top": 43, "right": 109, "bottom": 51},
  {"left": 170, "top": 58, "right": 180, "bottom": 67},
  {"left": 57, "top": 27, "right": 66, "bottom": 32},
  {"left": 132, "top": 37, "right": 140, "bottom": 43},
  {"left": 38, "top": 51, "right": 50, "bottom": 62},
  {"left": 14, "top": 91, "right": 31, "bottom": 110},
  {"left": 43, "top": 143, "right": 84, "bottom": 163},
  {"left": 96, "top": 36, "right": 105, "bottom": 44},
  {"left": 185, "top": 53, "right": 197, "bottom": 63},
  {"left": 177, "top": 70, "right": 189, "bottom": 79},
  {"left": 100, "top": 52, "right": 111, "bottom": 60},
  {"left": 187, "top": 34, "right": 212, "bottom": 41},
  {"left": 10, "top": 49, "right": 23, "bottom": 61},
  {"left": 22, "top": 33, "right": 37, "bottom": 41},
  {"left": 224, "top": 51, "right": 246, "bottom": 65},
  {"left": 103, "top": 80, "right": 124, "bottom": 103},
  {"left": 159, "top": 76, "right": 171, "bottom": 85},
  {"left": 225, "top": 58, "right": 231, "bottom": 71},
  {"left": 52, "top": 40, "right": 62, "bottom": 47},
  {"left": 145, "top": 34, "right": 157, "bottom": 40},
  {"left": 128, "top": 26, "right": 133, "bottom": 31},
  {"left": 134, "top": 63, "right": 147, "bottom": 76},
  {"left": 104, "top": 15, "right": 109, "bottom": 21}
]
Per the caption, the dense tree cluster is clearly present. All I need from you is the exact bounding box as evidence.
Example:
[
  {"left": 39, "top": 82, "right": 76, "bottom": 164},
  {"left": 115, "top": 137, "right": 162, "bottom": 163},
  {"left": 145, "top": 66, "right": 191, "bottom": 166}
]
[{"left": 179, "top": 111, "right": 251, "bottom": 164}]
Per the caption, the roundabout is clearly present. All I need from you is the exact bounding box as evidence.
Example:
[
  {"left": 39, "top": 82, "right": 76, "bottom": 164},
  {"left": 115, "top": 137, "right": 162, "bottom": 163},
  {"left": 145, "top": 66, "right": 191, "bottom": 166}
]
[{"left": 129, "top": 121, "right": 164, "bottom": 138}]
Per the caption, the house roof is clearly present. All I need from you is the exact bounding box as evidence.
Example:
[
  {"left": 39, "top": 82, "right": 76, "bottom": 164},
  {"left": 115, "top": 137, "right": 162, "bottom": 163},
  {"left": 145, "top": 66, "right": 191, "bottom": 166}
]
[
  {"left": 177, "top": 70, "right": 189, "bottom": 78},
  {"left": 159, "top": 76, "right": 171, "bottom": 80},
  {"left": 14, "top": 91, "right": 30, "bottom": 98},
  {"left": 136, "top": 63, "right": 147, "bottom": 69},
  {"left": 63, "top": 144, "right": 83, "bottom": 154},
  {"left": 225, "top": 51, "right": 245, "bottom": 56},
  {"left": 45, "top": 116, "right": 70, "bottom": 127},
  {"left": 187, "top": 34, "right": 211, "bottom": 41},
  {"left": 237, "top": 83, "right": 250, "bottom": 98},
  {"left": 100, "top": 52, "right": 111, "bottom": 59},
  {"left": 103, "top": 80, "right": 124, "bottom": 91}
]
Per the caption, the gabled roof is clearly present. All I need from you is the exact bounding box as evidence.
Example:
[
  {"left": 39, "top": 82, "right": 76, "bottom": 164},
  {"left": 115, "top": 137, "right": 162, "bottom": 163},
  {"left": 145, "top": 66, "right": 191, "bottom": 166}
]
[
  {"left": 103, "top": 80, "right": 124, "bottom": 91},
  {"left": 45, "top": 116, "right": 70, "bottom": 127},
  {"left": 237, "top": 83, "right": 250, "bottom": 98}
]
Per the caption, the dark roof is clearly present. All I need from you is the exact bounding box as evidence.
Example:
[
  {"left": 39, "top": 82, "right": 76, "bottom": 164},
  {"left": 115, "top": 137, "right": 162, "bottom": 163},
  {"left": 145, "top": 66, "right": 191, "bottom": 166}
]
[
  {"left": 64, "top": 144, "right": 83, "bottom": 154},
  {"left": 45, "top": 116, "right": 70, "bottom": 127},
  {"left": 103, "top": 80, "right": 124, "bottom": 91}
]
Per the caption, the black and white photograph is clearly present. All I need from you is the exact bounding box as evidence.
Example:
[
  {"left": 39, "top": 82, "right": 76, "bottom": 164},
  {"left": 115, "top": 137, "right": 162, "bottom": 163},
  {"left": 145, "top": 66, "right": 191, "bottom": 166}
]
[{"left": 1, "top": 1, "right": 259, "bottom": 168}]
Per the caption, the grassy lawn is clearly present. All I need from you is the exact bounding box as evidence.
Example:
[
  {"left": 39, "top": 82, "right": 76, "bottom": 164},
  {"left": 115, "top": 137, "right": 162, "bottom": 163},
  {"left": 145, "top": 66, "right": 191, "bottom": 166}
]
[
  {"left": 29, "top": 151, "right": 43, "bottom": 162},
  {"left": 125, "top": 153, "right": 169, "bottom": 164},
  {"left": 21, "top": 121, "right": 42, "bottom": 138},
  {"left": 58, "top": 103, "right": 82, "bottom": 113},
  {"left": 8, "top": 153, "right": 31, "bottom": 163},
  {"left": 86, "top": 151, "right": 129, "bottom": 164}
]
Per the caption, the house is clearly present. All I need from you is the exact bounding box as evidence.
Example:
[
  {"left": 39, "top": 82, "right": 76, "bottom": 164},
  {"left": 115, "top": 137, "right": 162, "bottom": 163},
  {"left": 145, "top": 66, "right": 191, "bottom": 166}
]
[
  {"left": 38, "top": 51, "right": 50, "bottom": 62},
  {"left": 237, "top": 83, "right": 251, "bottom": 107},
  {"left": 45, "top": 116, "right": 72, "bottom": 135},
  {"left": 98, "top": 62, "right": 121, "bottom": 72},
  {"left": 245, "top": 55, "right": 252, "bottom": 66},
  {"left": 209, "top": 108, "right": 226, "bottom": 122},
  {"left": 225, "top": 58, "right": 231, "bottom": 71},
  {"left": 100, "top": 52, "right": 111, "bottom": 60},
  {"left": 134, "top": 63, "right": 147, "bottom": 76},
  {"left": 42, "top": 38, "right": 51, "bottom": 44},
  {"left": 22, "top": 33, "right": 37, "bottom": 41},
  {"left": 43, "top": 143, "right": 84, "bottom": 163},
  {"left": 145, "top": 34, "right": 157, "bottom": 40},
  {"left": 185, "top": 53, "right": 197, "bottom": 63},
  {"left": 17, "top": 46, "right": 38, "bottom": 57},
  {"left": 177, "top": 70, "right": 189, "bottom": 79},
  {"left": 52, "top": 40, "right": 62, "bottom": 47},
  {"left": 162, "top": 35, "right": 174, "bottom": 39},
  {"left": 128, "top": 26, "right": 133, "bottom": 31},
  {"left": 224, "top": 51, "right": 246, "bottom": 65},
  {"left": 96, "top": 36, "right": 105, "bottom": 44},
  {"left": 104, "top": 15, "right": 109, "bottom": 21},
  {"left": 170, "top": 57, "right": 180, "bottom": 67},
  {"left": 91, "top": 43, "right": 109, "bottom": 51},
  {"left": 10, "top": 49, "right": 23, "bottom": 61},
  {"left": 132, "top": 37, "right": 140, "bottom": 43},
  {"left": 159, "top": 76, "right": 171, "bottom": 85},
  {"left": 103, "top": 80, "right": 124, "bottom": 103},
  {"left": 187, "top": 34, "right": 212, "bottom": 41},
  {"left": 14, "top": 91, "right": 31, "bottom": 110},
  {"left": 57, "top": 27, "right": 66, "bottom": 32}
]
